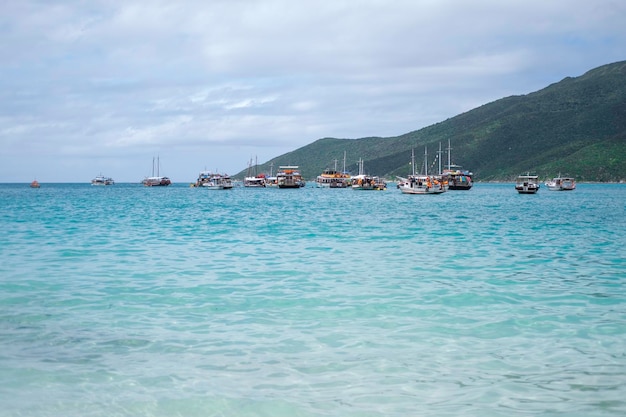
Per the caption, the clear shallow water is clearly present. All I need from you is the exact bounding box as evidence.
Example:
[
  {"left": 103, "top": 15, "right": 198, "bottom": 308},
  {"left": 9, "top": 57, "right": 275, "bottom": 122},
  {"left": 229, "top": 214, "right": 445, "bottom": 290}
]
[{"left": 0, "top": 182, "right": 625, "bottom": 417}]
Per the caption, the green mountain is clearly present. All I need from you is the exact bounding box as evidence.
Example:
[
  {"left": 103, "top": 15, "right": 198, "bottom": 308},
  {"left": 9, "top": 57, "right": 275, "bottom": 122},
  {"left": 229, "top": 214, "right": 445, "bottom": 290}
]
[{"left": 236, "top": 60, "right": 626, "bottom": 182}]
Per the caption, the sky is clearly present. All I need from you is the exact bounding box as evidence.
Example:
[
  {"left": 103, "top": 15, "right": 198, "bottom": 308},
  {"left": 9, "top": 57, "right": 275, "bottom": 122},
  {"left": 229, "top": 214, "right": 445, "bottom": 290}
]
[{"left": 1, "top": 0, "right": 624, "bottom": 183}]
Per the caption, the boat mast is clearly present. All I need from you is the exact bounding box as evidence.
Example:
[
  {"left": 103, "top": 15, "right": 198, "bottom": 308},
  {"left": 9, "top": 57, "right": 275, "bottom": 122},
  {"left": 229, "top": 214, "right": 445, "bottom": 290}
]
[
  {"left": 411, "top": 149, "right": 415, "bottom": 176},
  {"left": 343, "top": 151, "right": 347, "bottom": 174},
  {"left": 447, "top": 139, "right": 452, "bottom": 170},
  {"left": 423, "top": 147, "right": 428, "bottom": 176},
  {"left": 438, "top": 142, "right": 443, "bottom": 175}
]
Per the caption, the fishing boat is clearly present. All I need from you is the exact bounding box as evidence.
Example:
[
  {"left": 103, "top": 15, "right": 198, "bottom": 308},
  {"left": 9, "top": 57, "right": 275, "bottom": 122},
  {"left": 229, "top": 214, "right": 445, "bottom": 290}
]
[
  {"left": 443, "top": 139, "right": 473, "bottom": 190},
  {"left": 244, "top": 157, "right": 267, "bottom": 187},
  {"left": 194, "top": 171, "right": 233, "bottom": 189},
  {"left": 91, "top": 174, "right": 114, "bottom": 186},
  {"left": 545, "top": 174, "right": 576, "bottom": 191},
  {"left": 351, "top": 158, "right": 386, "bottom": 190},
  {"left": 142, "top": 156, "right": 171, "bottom": 187},
  {"left": 515, "top": 173, "right": 539, "bottom": 194},
  {"left": 315, "top": 152, "right": 351, "bottom": 188},
  {"left": 397, "top": 147, "right": 447, "bottom": 195},
  {"left": 30, "top": 180, "right": 40, "bottom": 188},
  {"left": 276, "top": 166, "right": 305, "bottom": 188}
]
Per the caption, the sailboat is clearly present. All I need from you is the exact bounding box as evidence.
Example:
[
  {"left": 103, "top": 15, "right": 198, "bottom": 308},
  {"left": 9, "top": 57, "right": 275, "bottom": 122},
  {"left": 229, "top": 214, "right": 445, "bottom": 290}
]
[
  {"left": 142, "top": 156, "right": 171, "bottom": 186},
  {"left": 244, "top": 156, "right": 267, "bottom": 187},
  {"left": 397, "top": 146, "right": 447, "bottom": 194}
]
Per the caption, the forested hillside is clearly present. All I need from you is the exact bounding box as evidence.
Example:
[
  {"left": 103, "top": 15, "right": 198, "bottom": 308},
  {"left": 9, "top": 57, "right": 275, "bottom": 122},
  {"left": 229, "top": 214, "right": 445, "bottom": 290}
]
[{"left": 236, "top": 61, "right": 626, "bottom": 182}]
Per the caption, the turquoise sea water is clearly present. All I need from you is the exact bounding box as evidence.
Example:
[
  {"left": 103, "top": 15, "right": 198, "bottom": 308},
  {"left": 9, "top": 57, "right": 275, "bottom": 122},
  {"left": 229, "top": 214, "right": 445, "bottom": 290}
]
[{"left": 1, "top": 182, "right": 625, "bottom": 417}]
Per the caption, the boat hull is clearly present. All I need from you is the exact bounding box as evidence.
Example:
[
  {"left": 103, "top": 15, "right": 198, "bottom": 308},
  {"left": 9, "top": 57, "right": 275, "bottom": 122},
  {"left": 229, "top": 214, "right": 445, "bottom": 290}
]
[
  {"left": 447, "top": 184, "right": 472, "bottom": 190},
  {"left": 399, "top": 186, "right": 446, "bottom": 194}
]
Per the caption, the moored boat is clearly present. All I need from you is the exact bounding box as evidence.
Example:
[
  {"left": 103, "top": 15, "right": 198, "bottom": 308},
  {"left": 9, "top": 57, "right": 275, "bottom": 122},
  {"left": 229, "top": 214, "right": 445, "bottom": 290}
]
[
  {"left": 276, "top": 166, "right": 305, "bottom": 188},
  {"left": 316, "top": 152, "right": 351, "bottom": 188},
  {"left": 91, "top": 174, "right": 114, "bottom": 186},
  {"left": 244, "top": 174, "right": 266, "bottom": 187},
  {"left": 397, "top": 147, "right": 447, "bottom": 195},
  {"left": 142, "top": 156, "right": 171, "bottom": 187},
  {"left": 515, "top": 173, "right": 539, "bottom": 194},
  {"left": 443, "top": 139, "right": 473, "bottom": 190},
  {"left": 351, "top": 159, "right": 386, "bottom": 190},
  {"left": 194, "top": 171, "right": 233, "bottom": 189},
  {"left": 244, "top": 157, "right": 267, "bottom": 187},
  {"left": 316, "top": 168, "right": 351, "bottom": 188},
  {"left": 545, "top": 174, "right": 576, "bottom": 191}
]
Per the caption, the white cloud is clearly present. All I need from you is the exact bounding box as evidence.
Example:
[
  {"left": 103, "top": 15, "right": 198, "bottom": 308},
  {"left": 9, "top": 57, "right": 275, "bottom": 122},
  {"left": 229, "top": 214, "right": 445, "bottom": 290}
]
[{"left": 0, "top": 0, "right": 624, "bottom": 181}]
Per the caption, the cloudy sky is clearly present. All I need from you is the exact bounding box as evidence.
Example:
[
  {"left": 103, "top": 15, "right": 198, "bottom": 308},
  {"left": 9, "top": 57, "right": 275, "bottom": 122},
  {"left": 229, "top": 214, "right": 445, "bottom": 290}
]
[{"left": 1, "top": 0, "right": 624, "bottom": 182}]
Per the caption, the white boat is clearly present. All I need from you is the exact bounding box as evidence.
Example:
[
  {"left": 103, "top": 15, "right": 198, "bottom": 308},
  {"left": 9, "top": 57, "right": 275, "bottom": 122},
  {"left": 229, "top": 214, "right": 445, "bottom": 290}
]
[
  {"left": 545, "top": 174, "right": 576, "bottom": 191},
  {"left": 398, "top": 147, "right": 447, "bottom": 195},
  {"left": 264, "top": 163, "right": 278, "bottom": 187},
  {"left": 351, "top": 158, "right": 386, "bottom": 190},
  {"left": 316, "top": 152, "right": 351, "bottom": 188},
  {"left": 244, "top": 157, "right": 267, "bottom": 187},
  {"left": 442, "top": 139, "right": 473, "bottom": 190},
  {"left": 244, "top": 175, "right": 266, "bottom": 187},
  {"left": 91, "top": 174, "right": 114, "bottom": 186},
  {"left": 515, "top": 174, "right": 539, "bottom": 194},
  {"left": 142, "top": 156, "right": 171, "bottom": 187},
  {"left": 194, "top": 171, "right": 233, "bottom": 189},
  {"left": 276, "top": 166, "right": 305, "bottom": 188}
]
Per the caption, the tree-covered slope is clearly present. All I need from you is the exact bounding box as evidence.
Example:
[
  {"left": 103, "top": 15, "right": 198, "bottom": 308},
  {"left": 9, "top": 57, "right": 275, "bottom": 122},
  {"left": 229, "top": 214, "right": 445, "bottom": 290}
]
[{"left": 235, "top": 60, "right": 626, "bottom": 182}]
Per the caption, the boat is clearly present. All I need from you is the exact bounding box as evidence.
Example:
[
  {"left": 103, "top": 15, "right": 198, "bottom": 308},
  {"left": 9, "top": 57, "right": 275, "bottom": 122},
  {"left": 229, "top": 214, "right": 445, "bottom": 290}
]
[
  {"left": 515, "top": 173, "right": 540, "bottom": 194},
  {"left": 244, "top": 173, "right": 266, "bottom": 187},
  {"left": 545, "top": 174, "right": 576, "bottom": 191},
  {"left": 264, "top": 163, "right": 278, "bottom": 187},
  {"left": 91, "top": 174, "right": 114, "bottom": 186},
  {"left": 276, "top": 165, "right": 305, "bottom": 188},
  {"left": 443, "top": 139, "right": 473, "bottom": 190},
  {"left": 30, "top": 180, "right": 40, "bottom": 188},
  {"left": 142, "top": 156, "right": 171, "bottom": 187},
  {"left": 194, "top": 171, "right": 233, "bottom": 189},
  {"left": 397, "top": 147, "right": 447, "bottom": 195},
  {"left": 315, "top": 152, "right": 351, "bottom": 188},
  {"left": 244, "top": 157, "right": 267, "bottom": 187},
  {"left": 351, "top": 158, "right": 386, "bottom": 191}
]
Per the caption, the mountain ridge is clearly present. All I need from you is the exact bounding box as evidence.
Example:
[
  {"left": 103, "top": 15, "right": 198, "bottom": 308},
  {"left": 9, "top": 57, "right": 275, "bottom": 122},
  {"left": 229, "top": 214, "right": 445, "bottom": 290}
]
[{"left": 235, "top": 60, "right": 626, "bottom": 182}]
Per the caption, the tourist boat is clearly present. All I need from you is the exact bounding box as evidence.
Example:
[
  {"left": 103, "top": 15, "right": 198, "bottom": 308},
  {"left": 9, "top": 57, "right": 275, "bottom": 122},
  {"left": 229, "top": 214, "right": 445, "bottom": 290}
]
[
  {"left": 91, "top": 174, "right": 114, "bottom": 186},
  {"left": 397, "top": 148, "right": 447, "bottom": 195},
  {"left": 142, "top": 156, "right": 171, "bottom": 187},
  {"left": 515, "top": 173, "right": 540, "bottom": 194},
  {"left": 264, "top": 163, "right": 278, "bottom": 187},
  {"left": 30, "top": 180, "right": 40, "bottom": 188},
  {"left": 194, "top": 171, "right": 233, "bottom": 189},
  {"left": 244, "top": 174, "right": 266, "bottom": 187},
  {"left": 545, "top": 174, "right": 576, "bottom": 191},
  {"left": 442, "top": 139, "right": 473, "bottom": 190},
  {"left": 315, "top": 152, "right": 351, "bottom": 188},
  {"left": 276, "top": 166, "right": 305, "bottom": 188},
  {"left": 244, "top": 157, "right": 267, "bottom": 187},
  {"left": 352, "top": 158, "right": 386, "bottom": 191}
]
